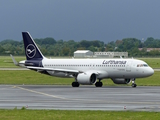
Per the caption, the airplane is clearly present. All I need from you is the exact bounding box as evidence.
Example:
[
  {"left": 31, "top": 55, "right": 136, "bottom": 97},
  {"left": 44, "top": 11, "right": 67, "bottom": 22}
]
[{"left": 14, "top": 32, "right": 154, "bottom": 88}]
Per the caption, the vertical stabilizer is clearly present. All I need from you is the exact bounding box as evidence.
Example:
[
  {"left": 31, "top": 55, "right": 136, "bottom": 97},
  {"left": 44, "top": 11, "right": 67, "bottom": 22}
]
[{"left": 22, "top": 32, "right": 44, "bottom": 60}]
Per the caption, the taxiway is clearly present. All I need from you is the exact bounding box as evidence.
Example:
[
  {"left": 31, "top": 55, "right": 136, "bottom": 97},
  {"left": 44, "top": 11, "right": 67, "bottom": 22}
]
[{"left": 0, "top": 85, "right": 160, "bottom": 111}]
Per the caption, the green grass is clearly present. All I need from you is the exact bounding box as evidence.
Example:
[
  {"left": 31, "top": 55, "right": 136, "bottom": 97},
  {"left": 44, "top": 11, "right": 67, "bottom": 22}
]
[
  {"left": 0, "top": 70, "right": 73, "bottom": 85},
  {"left": 0, "top": 70, "right": 159, "bottom": 86},
  {"left": 0, "top": 56, "right": 25, "bottom": 68},
  {"left": 0, "top": 110, "right": 159, "bottom": 120}
]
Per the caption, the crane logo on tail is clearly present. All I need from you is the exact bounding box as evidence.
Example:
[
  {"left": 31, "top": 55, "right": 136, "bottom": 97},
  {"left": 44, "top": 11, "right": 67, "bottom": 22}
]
[{"left": 26, "top": 44, "right": 36, "bottom": 58}]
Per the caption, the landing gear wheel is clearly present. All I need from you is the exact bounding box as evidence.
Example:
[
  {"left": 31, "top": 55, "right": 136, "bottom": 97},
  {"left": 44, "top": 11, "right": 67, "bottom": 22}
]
[
  {"left": 72, "top": 82, "right": 79, "bottom": 87},
  {"left": 131, "top": 78, "right": 137, "bottom": 88},
  {"left": 95, "top": 82, "right": 103, "bottom": 87},
  {"left": 132, "top": 84, "right": 137, "bottom": 87}
]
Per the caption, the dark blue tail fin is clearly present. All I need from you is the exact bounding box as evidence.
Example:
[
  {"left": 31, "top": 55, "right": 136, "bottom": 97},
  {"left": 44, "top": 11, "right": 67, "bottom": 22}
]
[{"left": 22, "top": 32, "right": 44, "bottom": 60}]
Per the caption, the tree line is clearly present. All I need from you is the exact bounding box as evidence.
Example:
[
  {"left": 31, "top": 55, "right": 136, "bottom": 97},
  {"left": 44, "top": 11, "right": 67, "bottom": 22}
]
[{"left": 0, "top": 37, "right": 160, "bottom": 57}]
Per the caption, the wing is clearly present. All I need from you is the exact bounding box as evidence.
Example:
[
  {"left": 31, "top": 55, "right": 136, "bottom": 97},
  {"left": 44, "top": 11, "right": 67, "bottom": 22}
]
[
  {"left": 27, "top": 66, "right": 83, "bottom": 74},
  {"left": 27, "top": 66, "right": 108, "bottom": 78}
]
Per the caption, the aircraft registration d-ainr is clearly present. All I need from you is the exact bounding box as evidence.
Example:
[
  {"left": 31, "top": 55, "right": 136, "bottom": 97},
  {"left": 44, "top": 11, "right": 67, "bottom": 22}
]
[{"left": 15, "top": 32, "right": 154, "bottom": 88}]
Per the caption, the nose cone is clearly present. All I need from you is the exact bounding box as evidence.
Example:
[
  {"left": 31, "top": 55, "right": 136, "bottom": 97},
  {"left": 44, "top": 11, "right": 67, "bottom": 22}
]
[{"left": 146, "top": 67, "right": 154, "bottom": 77}]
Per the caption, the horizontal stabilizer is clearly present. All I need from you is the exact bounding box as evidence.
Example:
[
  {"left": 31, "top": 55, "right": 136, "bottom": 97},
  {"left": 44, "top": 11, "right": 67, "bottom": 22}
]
[{"left": 10, "top": 54, "right": 18, "bottom": 66}]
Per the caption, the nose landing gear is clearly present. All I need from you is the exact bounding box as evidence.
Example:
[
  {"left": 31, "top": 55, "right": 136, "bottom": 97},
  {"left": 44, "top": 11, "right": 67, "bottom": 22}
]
[{"left": 131, "top": 78, "right": 137, "bottom": 88}]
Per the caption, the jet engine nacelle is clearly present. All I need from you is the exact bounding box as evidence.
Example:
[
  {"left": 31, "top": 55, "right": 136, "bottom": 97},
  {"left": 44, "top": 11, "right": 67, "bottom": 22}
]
[
  {"left": 111, "top": 78, "right": 131, "bottom": 84},
  {"left": 77, "top": 72, "right": 97, "bottom": 85}
]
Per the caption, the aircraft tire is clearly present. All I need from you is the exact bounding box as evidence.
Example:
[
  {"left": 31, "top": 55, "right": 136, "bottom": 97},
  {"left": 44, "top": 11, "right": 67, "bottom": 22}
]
[
  {"left": 95, "top": 82, "right": 103, "bottom": 87},
  {"left": 132, "top": 83, "right": 137, "bottom": 88},
  {"left": 72, "top": 82, "right": 79, "bottom": 87}
]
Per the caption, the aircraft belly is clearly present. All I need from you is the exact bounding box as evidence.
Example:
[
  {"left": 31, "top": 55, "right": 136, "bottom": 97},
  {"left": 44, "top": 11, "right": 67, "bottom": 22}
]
[
  {"left": 108, "top": 71, "right": 126, "bottom": 78},
  {"left": 47, "top": 71, "right": 73, "bottom": 78},
  {"left": 108, "top": 69, "right": 136, "bottom": 78}
]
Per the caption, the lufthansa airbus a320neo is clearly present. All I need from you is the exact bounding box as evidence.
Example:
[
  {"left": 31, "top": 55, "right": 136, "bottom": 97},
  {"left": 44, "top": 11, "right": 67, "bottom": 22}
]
[{"left": 15, "top": 32, "right": 154, "bottom": 87}]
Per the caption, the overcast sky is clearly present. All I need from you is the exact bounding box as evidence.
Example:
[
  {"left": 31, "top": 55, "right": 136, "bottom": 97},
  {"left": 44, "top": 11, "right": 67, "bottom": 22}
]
[{"left": 0, "top": 0, "right": 160, "bottom": 43}]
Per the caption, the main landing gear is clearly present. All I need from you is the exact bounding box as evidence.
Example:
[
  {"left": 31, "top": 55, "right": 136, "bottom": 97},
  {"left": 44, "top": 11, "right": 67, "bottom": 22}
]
[
  {"left": 72, "top": 82, "right": 79, "bottom": 87},
  {"left": 72, "top": 79, "right": 103, "bottom": 87},
  {"left": 95, "top": 79, "right": 103, "bottom": 87},
  {"left": 131, "top": 78, "right": 137, "bottom": 88}
]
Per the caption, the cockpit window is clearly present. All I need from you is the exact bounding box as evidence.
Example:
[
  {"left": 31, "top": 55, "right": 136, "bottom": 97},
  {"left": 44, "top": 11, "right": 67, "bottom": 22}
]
[
  {"left": 137, "top": 64, "right": 148, "bottom": 67},
  {"left": 143, "top": 64, "right": 148, "bottom": 67}
]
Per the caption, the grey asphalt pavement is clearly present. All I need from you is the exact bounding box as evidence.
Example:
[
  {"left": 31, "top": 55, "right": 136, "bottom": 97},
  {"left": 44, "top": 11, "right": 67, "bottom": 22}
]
[{"left": 0, "top": 85, "right": 160, "bottom": 111}]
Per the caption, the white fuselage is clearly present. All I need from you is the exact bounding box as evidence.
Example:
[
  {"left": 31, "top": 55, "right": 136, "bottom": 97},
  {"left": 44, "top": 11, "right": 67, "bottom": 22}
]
[{"left": 41, "top": 58, "right": 154, "bottom": 79}]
